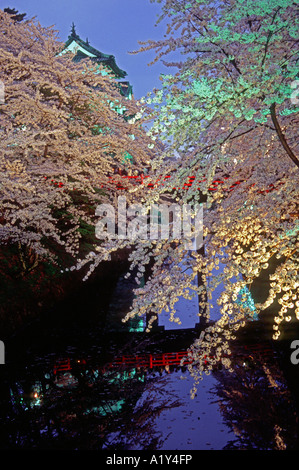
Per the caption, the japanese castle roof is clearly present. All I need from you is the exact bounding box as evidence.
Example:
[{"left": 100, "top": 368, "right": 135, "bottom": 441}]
[{"left": 63, "top": 23, "right": 127, "bottom": 79}]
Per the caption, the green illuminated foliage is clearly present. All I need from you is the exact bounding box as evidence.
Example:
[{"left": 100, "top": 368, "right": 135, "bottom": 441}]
[{"left": 116, "top": 0, "right": 299, "bottom": 389}]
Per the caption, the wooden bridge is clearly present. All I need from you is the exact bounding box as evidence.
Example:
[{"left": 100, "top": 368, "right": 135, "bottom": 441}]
[
  {"left": 53, "top": 352, "right": 193, "bottom": 376},
  {"left": 105, "top": 351, "right": 193, "bottom": 370},
  {"left": 53, "top": 341, "right": 276, "bottom": 376}
]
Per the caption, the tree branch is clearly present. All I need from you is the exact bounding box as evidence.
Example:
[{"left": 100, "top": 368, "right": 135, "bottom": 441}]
[
  {"left": 191, "top": 14, "right": 242, "bottom": 75},
  {"left": 270, "top": 103, "right": 299, "bottom": 169}
]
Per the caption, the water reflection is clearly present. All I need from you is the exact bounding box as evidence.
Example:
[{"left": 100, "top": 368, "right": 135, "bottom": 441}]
[
  {"left": 135, "top": 371, "right": 232, "bottom": 450},
  {"left": 1, "top": 335, "right": 297, "bottom": 450},
  {"left": 0, "top": 257, "right": 298, "bottom": 450},
  {"left": 0, "top": 348, "right": 194, "bottom": 450},
  {"left": 211, "top": 346, "right": 298, "bottom": 450}
]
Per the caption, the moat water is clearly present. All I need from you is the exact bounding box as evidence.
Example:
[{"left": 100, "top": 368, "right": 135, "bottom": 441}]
[{"left": 0, "top": 262, "right": 298, "bottom": 450}]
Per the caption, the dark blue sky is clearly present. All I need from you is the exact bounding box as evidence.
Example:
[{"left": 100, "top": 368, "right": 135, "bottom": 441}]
[{"left": 1, "top": 0, "right": 177, "bottom": 99}]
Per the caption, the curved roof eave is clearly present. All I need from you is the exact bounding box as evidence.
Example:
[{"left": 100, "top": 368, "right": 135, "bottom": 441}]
[{"left": 63, "top": 30, "right": 127, "bottom": 79}]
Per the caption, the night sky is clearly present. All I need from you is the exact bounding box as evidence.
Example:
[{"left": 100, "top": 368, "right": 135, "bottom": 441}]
[{"left": 0, "top": 0, "right": 178, "bottom": 99}]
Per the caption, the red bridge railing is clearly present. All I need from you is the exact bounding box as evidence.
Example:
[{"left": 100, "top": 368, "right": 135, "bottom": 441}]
[
  {"left": 53, "top": 343, "right": 275, "bottom": 375},
  {"left": 106, "top": 351, "right": 192, "bottom": 370},
  {"left": 53, "top": 352, "right": 193, "bottom": 375}
]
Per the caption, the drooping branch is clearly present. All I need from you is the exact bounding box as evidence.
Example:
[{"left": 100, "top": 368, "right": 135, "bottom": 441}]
[{"left": 270, "top": 103, "right": 299, "bottom": 169}]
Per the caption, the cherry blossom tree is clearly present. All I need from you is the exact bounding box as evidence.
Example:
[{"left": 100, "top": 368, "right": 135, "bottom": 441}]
[
  {"left": 3, "top": 2, "right": 298, "bottom": 393},
  {"left": 111, "top": 0, "right": 298, "bottom": 390},
  {"left": 0, "top": 10, "right": 154, "bottom": 271}
]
